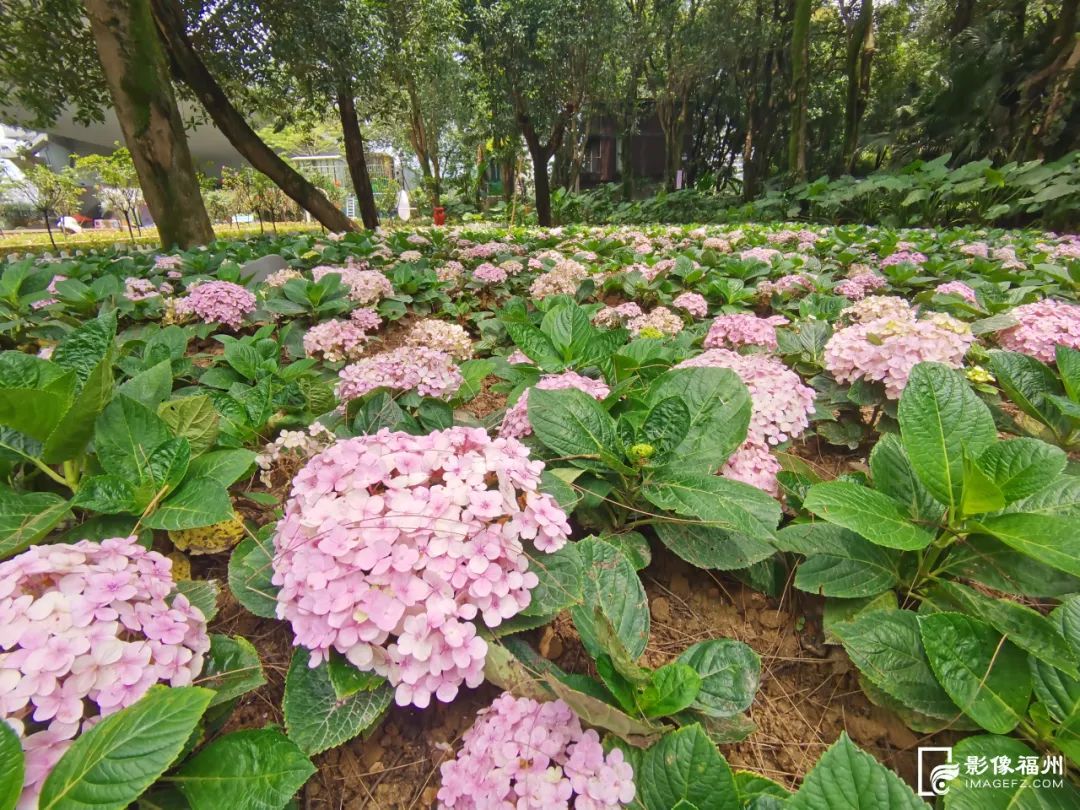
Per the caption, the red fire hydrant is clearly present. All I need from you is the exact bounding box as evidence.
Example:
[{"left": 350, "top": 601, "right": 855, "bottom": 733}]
[{"left": 433, "top": 206, "right": 446, "bottom": 226}]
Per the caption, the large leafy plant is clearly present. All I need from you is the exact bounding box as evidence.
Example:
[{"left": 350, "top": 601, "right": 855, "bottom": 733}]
[
  {"left": 990, "top": 346, "right": 1080, "bottom": 451},
  {"left": 781, "top": 362, "right": 1080, "bottom": 762}
]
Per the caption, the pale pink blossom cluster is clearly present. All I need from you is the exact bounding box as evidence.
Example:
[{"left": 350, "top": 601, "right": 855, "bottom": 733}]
[
  {"left": 154, "top": 255, "right": 184, "bottom": 271},
  {"left": 405, "top": 319, "right": 474, "bottom": 360},
  {"left": 271, "top": 427, "right": 570, "bottom": 708},
  {"left": 460, "top": 242, "right": 503, "bottom": 260},
  {"left": 406, "top": 234, "right": 431, "bottom": 246},
  {"left": 593, "top": 302, "right": 643, "bottom": 329},
  {"left": 123, "top": 277, "right": 161, "bottom": 302},
  {"left": 959, "top": 242, "right": 990, "bottom": 259},
  {"left": 998, "top": 299, "right": 1080, "bottom": 362},
  {"left": 437, "top": 692, "right": 636, "bottom": 810},
  {"left": 303, "top": 319, "right": 371, "bottom": 362},
  {"left": 672, "top": 292, "right": 708, "bottom": 318},
  {"left": 825, "top": 311, "right": 973, "bottom": 398},
  {"left": 437, "top": 261, "right": 465, "bottom": 283},
  {"left": 640, "top": 258, "right": 677, "bottom": 281},
  {"left": 835, "top": 271, "right": 887, "bottom": 300},
  {"left": 880, "top": 250, "right": 927, "bottom": 267},
  {"left": 627, "top": 306, "right": 684, "bottom": 337},
  {"left": 992, "top": 246, "right": 1025, "bottom": 270},
  {"left": 676, "top": 349, "right": 815, "bottom": 494},
  {"left": 767, "top": 229, "right": 818, "bottom": 245},
  {"left": 173, "top": 280, "right": 256, "bottom": 329},
  {"left": 1053, "top": 239, "right": 1080, "bottom": 261},
  {"left": 350, "top": 307, "right": 382, "bottom": 331},
  {"left": 529, "top": 260, "right": 590, "bottom": 299},
  {"left": 31, "top": 275, "right": 67, "bottom": 310},
  {"left": 499, "top": 371, "right": 611, "bottom": 439},
  {"left": 399, "top": 250, "right": 423, "bottom": 262},
  {"left": 312, "top": 266, "right": 393, "bottom": 305},
  {"left": 702, "top": 236, "right": 732, "bottom": 252},
  {"left": 337, "top": 346, "right": 463, "bottom": 401},
  {"left": 934, "top": 281, "right": 977, "bottom": 303},
  {"left": 758, "top": 273, "right": 814, "bottom": 298},
  {"left": 0, "top": 537, "right": 208, "bottom": 808},
  {"left": 265, "top": 268, "right": 302, "bottom": 288},
  {"left": 499, "top": 259, "right": 526, "bottom": 276},
  {"left": 472, "top": 263, "right": 508, "bottom": 284},
  {"left": 840, "top": 295, "right": 914, "bottom": 324},
  {"left": 507, "top": 349, "right": 533, "bottom": 365},
  {"left": 704, "top": 313, "right": 789, "bottom": 351},
  {"left": 739, "top": 247, "right": 782, "bottom": 264},
  {"left": 255, "top": 422, "right": 336, "bottom": 487}
]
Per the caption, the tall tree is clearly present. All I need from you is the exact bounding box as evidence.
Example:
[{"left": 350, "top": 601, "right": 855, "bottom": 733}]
[
  {"left": 150, "top": 0, "right": 357, "bottom": 232},
  {"left": 84, "top": 0, "right": 214, "bottom": 248},
  {"left": 840, "top": 0, "right": 874, "bottom": 173},
  {"left": 465, "top": 0, "right": 614, "bottom": 226},
  {"left": 787, "top": 0, "right": 812, "bottom": 181}
]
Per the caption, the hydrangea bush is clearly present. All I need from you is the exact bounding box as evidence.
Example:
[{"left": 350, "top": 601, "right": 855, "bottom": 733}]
[
  {"left": 174, "top": 280, "right": 256, "bottom": 329},
  {"left": 997, "top": 299, "right": 1080, "bottom": 362},
  {"left": 271, "top": 427, "right": 570, "bottom": 707},
  {"left": 337, "top": 346, "right": 463, "bottom": 401},
  {"left": 0, "top": 537, "right": 209, "bottom": 807}
]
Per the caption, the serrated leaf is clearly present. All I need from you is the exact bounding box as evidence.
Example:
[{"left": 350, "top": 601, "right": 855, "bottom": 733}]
[
  {"left": 833, "top": 609, "right": 960, "bottom": 719},
  {"left": 522, "top": 542, "right": 584, "bottom": 617},
  {"left": 0, "top": 719, "right": 24, "bottom": 810},
  {"left": 38, "top": 685, "right": 212, "bottom": 810},
  {"left": 643, "top": 473, "right": 781, "bottom": 545},
  {"left": 789, "top": 732, "right": 928, "bottom": 810},
  {"left": 0, "top": 487, "right": 69, "bottom": 560},
  {"left": 570, "top": 537, "right": 650, "bottom": 660},
  {"left": 284, "top": 648, "right": 391, "bottom": 756},
  {"left": 326, "top": 651, "right": 386, "bottom": 699},
  {"left": 653, "top": 520, "right": 775, "bottom": 571},
  {"left": 142, "top": 479, "right": 233, "bottom": 530},
  {"left": 173, "top": 728, "right": 315, "bottom": 810},
  {"left": 158, "top": 396, "right": 220, "bottom": 456},
  {"left": 95, "top": 395, "right": 169, "bottom": 485},
  {"left": 918, "top": 612, "right": 1031, "bottom": 734},
  {"left": 898, "top": 362, "right": 997, "bottom": 515},
  {"left": 228, "top": 536, "right": 279, "bottom": 619},
  {"left": 528, "top": 387, "right": 622, "bottom": 470},
  {"left": 777, "top": 523, "right": 900, "bottom": 598},
  {"left": 976, "top": 439, "right": 1067, "bottom": 503},
  {"left": 119, "top": 360, "right": 172, "bottom": 408},
  {"left": 677, "top": 639, "right": 761, "bottom": 718},
  {"left": 640, "top": 396, "right": 691, "bottom": 460},
  {"left": 637, "top": 724, "right": 739, "bottom": 810},
  {"left": 186, "top": 449, "right": 255, "bottom": 487},
  {"left": 198, "top": 634, "right": 266, "bottom": 707},
  {"left": 803, "top": 481, "right": 934, "bottom": 550},
  {"left": 868, "top": 433, "right": 944, "bottom": 522},
  {"left": 645, "top": 367, "right": 751, "bottom": 474},
  {"left": 974, "top": 513, "right": 1080, "bottom": 577},
  {"left": 1031, "top": 597, "right": 1080, "bottom": 723},
  {"left": 637, "top": 662, "right": 701, "bottom": 718}
]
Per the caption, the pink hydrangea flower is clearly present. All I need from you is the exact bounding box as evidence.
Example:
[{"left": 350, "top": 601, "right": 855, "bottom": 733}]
[
  {"left": 934, "top": 281, "right": 977, "bottom": 303},
  {"left": 154, "top": 255, "right": 184, "bottom": 271},
  {"left": 31, "top": 275, "right": 67, "bottom": 310},
  {"left": 739, "top": 247, "right": 782, "bottom": 264},
  {"left": 841, "top": 295, "right": 914, "bottom": 324},
  {"left": 593, "top": 302, "right": 643, "bottom": 329},
  {"left": 627, "top": 306, "right": 683, "bottom": 337},
  {"left": 880, "top": 250, "right": 927, "bottom": 268},
  {"left": 704, "top": 314, "right": 789, "bottom": 351},
  {"left": 758, "top": 274, "right": 814, "bottom": 298},
  {"left": 123, "top": 277, "right": 160, "bottom": 302},
  {"left": 437, "top": 692, "right": 635, "bottom": 809},
  {"left": 703, "top": 236, "right": 731, "bottom": 252},
  {"left": 825, "top": 311, "right": 973, "bottom": 398},
  {"left": 472, "top": 263, "right": 508, "bottom": 284},
  {"left": 998, "top": 299, "right": 1080, "bottom": 362},
  {"left": 303, "top": 319, "right": 371, "bottom": 362},
  {"left": 500, "top": 372, "right": 611, "bottom": 439},
  {"left": 350, "top": 307, "right": 382, "bottom": 331},
  {"left": 530, "top": 260, "right": 590, "bottom": 298},
  {"left": 173, "top": 280, "right": 256, "bottom": 329},
  {"left": 405, "top": 319, "right": 474, "bottom": 360},
  {"left": 337, "top": 346, "right": 463, "bottom": 401},
  {"left": 721, "top": 441, "right": 783, "bottom": 496},
  {"left": 312, "top": 265, "right": 393, "bottom": 305},
  {"left": 672, "top": 292, "right": 708, "bottom": 318},
  {"left": 835, "top": 272, "right": 887, "bottom": 301},
  {"left": 271, "top": 428, "right": 570, "bottom": 708},
  {"left": 0, "top": 537, "right": 208, "bottom": 807}
]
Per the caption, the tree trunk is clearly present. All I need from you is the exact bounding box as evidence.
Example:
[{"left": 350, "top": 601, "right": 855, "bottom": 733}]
[
  {"left": 84, "top": 0, "right": 214, "bottom": 249},
  {"left": 620, "top": 125, "right": 635, "bottom": 200},
  {"left": 949, "top": 0, "right": 976, "bottom": 37},
  {"left": 43, "top": 209, "right": 56, "bottom": 251},
  {"left": 149, "top": 0, "right": 355, "bottom": 233},
  {"left": 840, "top": 0, "right": 874, "bottom": 174},
  {"left": 336, "top": 82, "right": 379, "bottom": 229},
  {"left": 787, "top": 0, "right": 812, "bottom": 182},
  {"left": 527, "top": 143, "right": 553, "bottom": 227}
]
